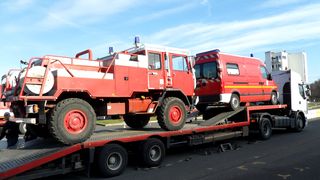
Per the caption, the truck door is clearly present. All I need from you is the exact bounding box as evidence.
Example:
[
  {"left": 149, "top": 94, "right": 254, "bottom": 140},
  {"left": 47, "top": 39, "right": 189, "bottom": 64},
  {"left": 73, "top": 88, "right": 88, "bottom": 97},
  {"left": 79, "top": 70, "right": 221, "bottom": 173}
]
[
  {"left": 147, "top": 52, "right": 165, "bottom": 89},
  {"left": 290, "top": 72, "right": 308, "bottom": 113},
  {"left": 260, "top": 66, "right": 272, "bottom": 100},
  {"left": 169, "top": 53, "right": 194, "bottom": 95}
]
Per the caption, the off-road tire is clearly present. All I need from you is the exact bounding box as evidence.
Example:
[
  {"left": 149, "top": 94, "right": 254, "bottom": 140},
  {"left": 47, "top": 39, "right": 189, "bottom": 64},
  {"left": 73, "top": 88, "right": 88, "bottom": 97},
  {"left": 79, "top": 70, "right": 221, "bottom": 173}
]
[
  {"left": 48, "top": 98, "right": 96, "bottom": 145},
  {"left": 123, "top": 115, "right": 150, "bottom": 129},
  {"left": 157, "top": 97, "right": 186, "bottom": 131}
]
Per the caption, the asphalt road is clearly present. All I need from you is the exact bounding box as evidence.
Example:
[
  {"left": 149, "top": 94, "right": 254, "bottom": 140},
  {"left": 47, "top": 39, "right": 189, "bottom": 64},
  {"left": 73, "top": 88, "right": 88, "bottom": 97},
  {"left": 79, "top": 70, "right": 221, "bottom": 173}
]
[{"left": 57, "top": 118, "right": 320, "bottom": 180}]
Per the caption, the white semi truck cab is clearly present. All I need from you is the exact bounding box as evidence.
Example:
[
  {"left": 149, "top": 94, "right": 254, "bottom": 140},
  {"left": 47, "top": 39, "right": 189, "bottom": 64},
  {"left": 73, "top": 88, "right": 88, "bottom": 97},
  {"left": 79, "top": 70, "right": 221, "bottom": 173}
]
[{"left": 272, "top": 70, "right": 310, "bottom": 125}]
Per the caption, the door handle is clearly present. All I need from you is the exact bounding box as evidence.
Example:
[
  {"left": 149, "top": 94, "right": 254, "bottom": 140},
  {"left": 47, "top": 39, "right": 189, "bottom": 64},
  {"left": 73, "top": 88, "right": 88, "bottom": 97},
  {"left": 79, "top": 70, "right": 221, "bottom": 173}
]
[{"left": 149, "top": 72, "right": 158, "bottom": 75}]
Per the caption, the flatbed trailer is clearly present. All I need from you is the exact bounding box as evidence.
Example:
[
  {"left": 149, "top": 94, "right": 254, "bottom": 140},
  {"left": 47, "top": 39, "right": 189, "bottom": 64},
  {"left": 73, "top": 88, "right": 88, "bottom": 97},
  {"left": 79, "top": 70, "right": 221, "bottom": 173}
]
[{"left": 0, "top": 104, "right": 306, "bottom": 180}]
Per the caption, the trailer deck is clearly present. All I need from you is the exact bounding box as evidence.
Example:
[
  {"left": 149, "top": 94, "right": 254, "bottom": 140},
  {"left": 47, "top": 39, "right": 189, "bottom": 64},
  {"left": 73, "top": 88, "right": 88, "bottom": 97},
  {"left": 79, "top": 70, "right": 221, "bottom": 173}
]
[{"left": 0, "top": 104, "right": 288, "bottom": 179}]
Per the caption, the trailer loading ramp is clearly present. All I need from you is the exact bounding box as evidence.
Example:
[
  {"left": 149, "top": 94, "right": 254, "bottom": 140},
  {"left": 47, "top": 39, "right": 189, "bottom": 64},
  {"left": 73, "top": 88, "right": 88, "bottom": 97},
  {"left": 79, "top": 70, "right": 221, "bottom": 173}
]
[{"left": 200, "top": 107, "right": 246, "bottom": 126}]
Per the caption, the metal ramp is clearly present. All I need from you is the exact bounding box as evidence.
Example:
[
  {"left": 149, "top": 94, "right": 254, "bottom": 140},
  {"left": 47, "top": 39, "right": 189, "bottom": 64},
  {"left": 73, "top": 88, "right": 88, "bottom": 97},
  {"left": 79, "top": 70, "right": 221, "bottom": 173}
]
[{"left": 200, "top": 107, "right": 245, "bottom": 126}]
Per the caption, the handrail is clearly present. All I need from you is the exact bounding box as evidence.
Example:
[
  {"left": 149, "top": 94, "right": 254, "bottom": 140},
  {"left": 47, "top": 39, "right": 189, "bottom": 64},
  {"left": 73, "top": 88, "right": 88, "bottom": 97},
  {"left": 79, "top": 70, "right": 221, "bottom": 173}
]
[
  {"left": 102, "top": 53, "right": 118, "bottom": 79},
  {"left": 50, "top": 59, "right": 74, "bottom": 77},
  {"left": 75, "top": 49, "right": 93, "bottom": 60},
  {"left": 17, "top": 54, "right": 118, "bottom": 99},
  {"left": 18, "top": 57, "right": 76, "bottom": 98},
  {"left": 18, "top": 58, "right": 36, "bottom": 97}
]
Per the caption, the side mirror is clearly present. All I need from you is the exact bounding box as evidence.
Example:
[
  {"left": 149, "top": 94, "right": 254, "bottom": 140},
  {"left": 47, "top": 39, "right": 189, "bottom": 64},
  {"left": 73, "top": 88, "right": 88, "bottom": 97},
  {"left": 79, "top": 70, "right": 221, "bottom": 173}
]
[
  {"left": 306, "top": 89, "right": 311, "bottom": 97},
  {"left": 267, "top": 74, "right": 272, "bottom": 80}
]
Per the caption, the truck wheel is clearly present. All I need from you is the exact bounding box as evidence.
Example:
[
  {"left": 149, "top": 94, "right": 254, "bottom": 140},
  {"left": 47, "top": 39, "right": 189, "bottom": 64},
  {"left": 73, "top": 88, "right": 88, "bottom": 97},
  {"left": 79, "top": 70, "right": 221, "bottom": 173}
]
[
  {"left": 123, "top": 115, "right": 150, "bottom": 129},
  {"left": 270, "top": 91, "right": 278, "bottom": 105},
  {"left": 196, "top": 104, "right": 207, "bottom": 113},
  {"left": 259, "top": 118, "right": 272, "bottom": 140},
  {"left": 98, "top": 144, "right": 128, "bottom": 177},
  {"left": 25, "top": 124, "right": 50, "bottom": 140},
  {"left": 139, "top": 138, "right": 165, "bottom": 167},
  {"left": 157, "top": 97, "right": 187, "bottom": 131},
  {"left": 49, "top": 98, "right": 96, "bottom": 145},
  {"left": 230, "top": 94, "right": 240, "bottom": 111},
  {"left": 293, "top": 114, "right": 305, "bottom": 132}
]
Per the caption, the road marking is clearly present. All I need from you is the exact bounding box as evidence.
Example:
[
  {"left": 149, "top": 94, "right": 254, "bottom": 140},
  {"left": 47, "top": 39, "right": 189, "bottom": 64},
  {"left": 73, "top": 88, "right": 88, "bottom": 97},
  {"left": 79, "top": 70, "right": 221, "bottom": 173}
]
[
  {"left": 177, "top": 159, "right": 184, "bottom": 163},
  {"left": 277, "top": 174, "right": 291, "bottom": 179},
  {"left": 237, "top": 165, "right": 248, "bottom": 171},
  {"left": 294, "top": 167, "right": 304, "bottom": 172},
  {"left": 252, "top": 161, "right": 266, "bottom": 165}
]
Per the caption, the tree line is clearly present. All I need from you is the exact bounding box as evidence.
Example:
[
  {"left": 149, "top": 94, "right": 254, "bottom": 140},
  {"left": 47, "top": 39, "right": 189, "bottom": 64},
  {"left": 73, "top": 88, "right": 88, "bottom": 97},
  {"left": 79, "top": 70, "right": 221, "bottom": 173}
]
[{"left": 310, "top": 79, "right": 320, "bottom": 102}]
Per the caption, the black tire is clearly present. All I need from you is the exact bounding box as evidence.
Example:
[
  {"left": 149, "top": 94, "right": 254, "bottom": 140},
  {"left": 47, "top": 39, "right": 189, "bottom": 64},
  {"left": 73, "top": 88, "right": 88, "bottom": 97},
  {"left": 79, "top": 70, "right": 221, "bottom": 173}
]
[
  {"left": 230, "top": 94, "right": 240, "bottom": 111},
  {"left": 196, "top": 104, "right": 207, "bottom": 113},
  {"left": 48, "top": 98, "right": 96, "bottom": 145},
  {"left": 259, "top": 118, "right": 272, "bottom": 140},
  {"left": 25, "top": 124, "right": 50, "bottom": 141},
  {"left": 270, "top": 91, "right": 278, "bottom": 105},
  {"left": 157, "top": 97, "right": 187, "bottom": 131},
  {"left": 139, "top": 138, "right": 165, "bottom": 167},
  {"left": 123, "top": 115, "right": 150, "bottom": 129},
  {"left": 293, "top": 113, "right": 305, "bottom": 132},
  {"left": 98, "top": 144, "right": 128, "bottom": 177}
]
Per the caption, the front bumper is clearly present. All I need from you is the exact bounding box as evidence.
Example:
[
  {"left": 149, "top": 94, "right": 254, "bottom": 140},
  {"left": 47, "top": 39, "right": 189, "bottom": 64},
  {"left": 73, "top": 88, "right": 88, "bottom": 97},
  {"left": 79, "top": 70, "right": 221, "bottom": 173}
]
[
  {"left": 198, "top": 93, "right": 232, "bottom": 104},
  {"left": 8, "top": 117, "right": 36, "bottom": 124},
  {"left": 0, "top": 109, "right": 36, "bottom": 124}
]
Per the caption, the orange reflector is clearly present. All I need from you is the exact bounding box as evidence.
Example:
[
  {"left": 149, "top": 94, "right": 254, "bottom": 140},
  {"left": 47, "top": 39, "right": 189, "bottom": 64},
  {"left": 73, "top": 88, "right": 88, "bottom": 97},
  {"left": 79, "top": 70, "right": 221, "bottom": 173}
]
[{"left": 251, "top": 119, "right": 257, "bottom": 123}]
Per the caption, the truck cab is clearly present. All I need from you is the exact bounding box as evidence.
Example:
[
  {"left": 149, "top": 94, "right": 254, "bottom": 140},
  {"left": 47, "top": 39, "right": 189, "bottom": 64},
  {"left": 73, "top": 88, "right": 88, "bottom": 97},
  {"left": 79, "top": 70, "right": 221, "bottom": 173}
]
[
  {"left": 272, "top": 70, "right": 310, "bottom": 115},
  {"left": 126, "top": 44, "right": 195, "bottom": 96}
]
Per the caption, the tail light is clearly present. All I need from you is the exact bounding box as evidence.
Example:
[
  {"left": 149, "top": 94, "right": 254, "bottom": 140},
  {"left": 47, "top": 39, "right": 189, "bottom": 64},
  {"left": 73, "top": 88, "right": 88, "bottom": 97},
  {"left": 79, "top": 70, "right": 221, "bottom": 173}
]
[{"left": 216, "top": 60, "right": 224, "bottom": 91}]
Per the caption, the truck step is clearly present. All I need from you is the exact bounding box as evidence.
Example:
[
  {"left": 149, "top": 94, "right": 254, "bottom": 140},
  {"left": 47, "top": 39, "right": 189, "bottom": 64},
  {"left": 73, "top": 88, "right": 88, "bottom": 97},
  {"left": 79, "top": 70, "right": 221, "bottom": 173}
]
[{"left": 200, "top": 107, "right": 245, "bottom": 126}]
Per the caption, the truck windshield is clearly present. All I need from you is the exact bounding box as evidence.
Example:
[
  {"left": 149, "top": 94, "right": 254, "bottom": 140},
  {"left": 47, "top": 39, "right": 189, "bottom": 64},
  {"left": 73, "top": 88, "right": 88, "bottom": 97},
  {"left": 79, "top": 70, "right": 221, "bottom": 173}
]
[{"left": 194, "top": 62, "right": 217, "bottom": 79}]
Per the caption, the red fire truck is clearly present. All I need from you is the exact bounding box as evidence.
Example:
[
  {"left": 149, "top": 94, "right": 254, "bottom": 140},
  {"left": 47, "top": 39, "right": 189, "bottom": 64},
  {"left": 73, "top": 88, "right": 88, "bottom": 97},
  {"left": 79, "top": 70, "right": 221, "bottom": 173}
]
[{"left": 1, "top": 40, "right": 195, "bottom": 145}]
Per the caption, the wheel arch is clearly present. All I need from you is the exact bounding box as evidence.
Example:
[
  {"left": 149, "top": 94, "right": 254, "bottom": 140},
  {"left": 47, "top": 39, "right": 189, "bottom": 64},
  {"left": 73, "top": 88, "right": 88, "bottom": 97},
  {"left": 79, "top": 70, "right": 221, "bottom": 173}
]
[
  {"left": 147, "top": 135, "right": 167, "bottom": 148},
  {"left": 231, "top": 91, "right": 241, "bottom": 101},
  {"left": 57, "top": 91, "right": 93, "bottom": 104},
  {"left": 160, "top": 89, "right": 191, "bottom": 107},
  {"left": 255, "top": 113, "right": 273, "bottom": 127},
  {"left": 56, "top": 91, "right": 103, "bottom": 115}
]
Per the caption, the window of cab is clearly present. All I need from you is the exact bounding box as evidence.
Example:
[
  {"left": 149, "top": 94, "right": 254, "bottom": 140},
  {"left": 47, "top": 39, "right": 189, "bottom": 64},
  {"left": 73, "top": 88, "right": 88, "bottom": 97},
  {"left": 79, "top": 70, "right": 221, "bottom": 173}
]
[
  {"left": 148, "top": 53, "right": 161, "bottom": 70},
  {"left": 172, "top": 55, "right": 188, "bottom": 71}
]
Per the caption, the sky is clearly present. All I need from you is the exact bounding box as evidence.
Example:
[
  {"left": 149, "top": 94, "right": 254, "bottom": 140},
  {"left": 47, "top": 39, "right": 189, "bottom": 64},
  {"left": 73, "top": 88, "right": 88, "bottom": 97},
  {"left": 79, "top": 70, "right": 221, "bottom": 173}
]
[{"left": 0, "top": 0, "right": 319, "bottom": 83}]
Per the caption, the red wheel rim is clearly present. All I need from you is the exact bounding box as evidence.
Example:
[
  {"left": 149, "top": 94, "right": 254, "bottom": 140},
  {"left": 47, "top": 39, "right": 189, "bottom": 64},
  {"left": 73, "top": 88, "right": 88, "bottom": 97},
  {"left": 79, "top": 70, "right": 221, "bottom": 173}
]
[
  {"left": 169, "top": 106, "right": 183, "bottom": 124},
  {"left": 64, "top": 110, "right": 87, "bottom": 134}
]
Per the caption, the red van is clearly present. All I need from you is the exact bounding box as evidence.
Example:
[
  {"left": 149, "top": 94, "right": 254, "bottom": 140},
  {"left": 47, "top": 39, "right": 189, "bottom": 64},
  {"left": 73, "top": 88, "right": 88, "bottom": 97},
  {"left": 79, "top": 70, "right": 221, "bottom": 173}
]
[{"left": 194, "top": 49, "right": 278, "bottom": 111}]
